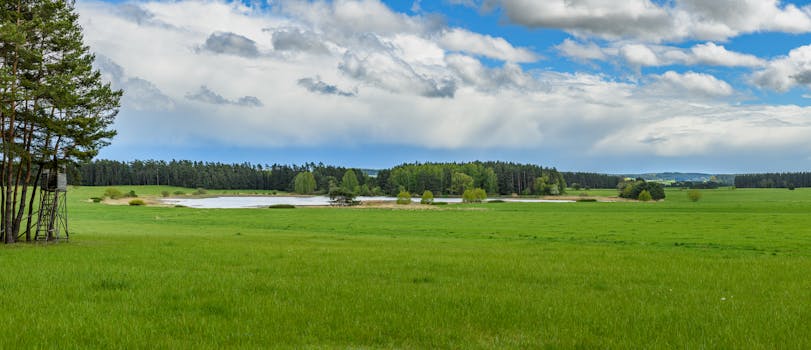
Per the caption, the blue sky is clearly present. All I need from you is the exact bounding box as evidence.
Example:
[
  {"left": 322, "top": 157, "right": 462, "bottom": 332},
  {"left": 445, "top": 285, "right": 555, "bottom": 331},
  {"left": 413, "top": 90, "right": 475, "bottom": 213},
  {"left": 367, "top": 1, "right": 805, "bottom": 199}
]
[{"left": 78, "top": 0, "right": 811, "bottom": 173}]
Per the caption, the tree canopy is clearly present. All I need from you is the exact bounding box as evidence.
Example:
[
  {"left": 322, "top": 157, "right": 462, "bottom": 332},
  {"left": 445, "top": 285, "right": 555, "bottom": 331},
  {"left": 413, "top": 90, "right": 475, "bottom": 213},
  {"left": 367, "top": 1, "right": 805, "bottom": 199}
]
[{"left": 1, "top": 0, "right": 120, "bottom": 243}]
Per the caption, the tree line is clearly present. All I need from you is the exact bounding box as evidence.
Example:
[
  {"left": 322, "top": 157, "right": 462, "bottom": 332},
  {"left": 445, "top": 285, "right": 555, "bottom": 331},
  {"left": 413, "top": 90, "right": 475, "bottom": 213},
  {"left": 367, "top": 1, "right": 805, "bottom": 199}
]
[
  {"left": 561, "top": 172, "right": 621, "bottom": 190},
  {"left": 734, "top": 172, "right": 811, "bottom": 189},
  {"left": 71, "top": 160, "right": 577, "bottom": 196},
  {"left": 70, "top": 160, "right": 375, "bottom": 193},
  {"left": 1, "top": 0, "right": 120, "bottom": 243}
]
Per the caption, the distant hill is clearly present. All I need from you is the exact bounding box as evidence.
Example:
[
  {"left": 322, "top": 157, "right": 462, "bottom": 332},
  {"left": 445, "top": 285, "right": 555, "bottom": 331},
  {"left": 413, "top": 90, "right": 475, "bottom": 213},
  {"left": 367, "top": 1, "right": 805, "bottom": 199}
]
[{"left": 621, "top": 173, "right": 735, "bottom": 185}]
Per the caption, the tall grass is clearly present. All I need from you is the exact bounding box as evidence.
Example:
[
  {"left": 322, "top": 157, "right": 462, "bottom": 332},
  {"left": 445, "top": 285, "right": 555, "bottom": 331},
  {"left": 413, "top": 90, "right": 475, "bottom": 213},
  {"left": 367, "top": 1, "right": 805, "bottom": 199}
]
[{"left": 1, "top": 186, "right": 810, "bottom": 348}]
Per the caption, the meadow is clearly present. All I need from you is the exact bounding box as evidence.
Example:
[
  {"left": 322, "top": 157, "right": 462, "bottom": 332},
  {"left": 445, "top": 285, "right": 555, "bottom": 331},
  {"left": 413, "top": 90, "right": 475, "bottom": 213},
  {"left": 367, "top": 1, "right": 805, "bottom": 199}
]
[{"left": 1, "top": 186, "right": 810, "bottom": 348}]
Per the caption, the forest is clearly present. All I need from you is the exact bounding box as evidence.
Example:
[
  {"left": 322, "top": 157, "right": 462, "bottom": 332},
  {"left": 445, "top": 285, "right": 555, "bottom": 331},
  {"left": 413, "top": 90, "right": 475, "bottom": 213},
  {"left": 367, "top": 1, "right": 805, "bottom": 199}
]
[
  {"left": 70, "top": 160, "right": 575, "bottom": 196},
  {"left": 734, "top": 172, "right": 811, "bottom": 189}
]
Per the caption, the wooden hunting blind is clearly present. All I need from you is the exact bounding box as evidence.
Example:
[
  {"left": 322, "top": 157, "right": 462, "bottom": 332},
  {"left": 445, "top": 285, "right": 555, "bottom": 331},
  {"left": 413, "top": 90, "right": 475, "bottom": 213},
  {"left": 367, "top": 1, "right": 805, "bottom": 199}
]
[{"left": 35, "top": 169, "right": 69, "bottom": 241}]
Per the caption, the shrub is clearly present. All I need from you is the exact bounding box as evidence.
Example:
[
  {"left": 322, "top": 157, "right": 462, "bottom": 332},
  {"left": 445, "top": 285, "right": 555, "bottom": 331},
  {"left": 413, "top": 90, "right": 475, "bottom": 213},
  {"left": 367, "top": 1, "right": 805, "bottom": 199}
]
[
  {"left": 462, "top": 188, "right": 487, "bottom": 203},
  {"left": 687, "top": 190, "right": 702, "bottom": 202},
  {"left": 488, "top": 199, "right": 505, "bottom": 203},
  {"left": 577, "top": 198, "right": 597, "bottom": 202},
  {"left": 90, "top": 197, "right": 102, "bottom": 203},
  {"left": 638, "top": 190, "right": 652, "bottom": 202},
  {"left": 268, "top": 204, "right": 295, "bottom": 209},
  {"left": 161, "top": 191, "right": 170, "bottom": 197},
  {"left": 396, "top": 191, "right": 412, "bottom": 205},
  {"left": 192, "top": 188, "right": 208, "bottom": 195},
  {"left": 103, "top": 188, "right": 123, "bottom": 199},
  {"left": 173, "top": 190, "right": 186, "bottom": 195},
  {"left": 127, "top": 190, "right": 138, "bottom": 198},
  {"left": 431, "top": 201, "right": 448, "bottom": 206},
  {"left": 128, "top": 199, "right": 146, "bottom": 206},
  {"left": 420, "top": 190, "right": 434, "bottom": 204},
  {"left": 788, "top": 184, "right": 796, "bottom": 190}
]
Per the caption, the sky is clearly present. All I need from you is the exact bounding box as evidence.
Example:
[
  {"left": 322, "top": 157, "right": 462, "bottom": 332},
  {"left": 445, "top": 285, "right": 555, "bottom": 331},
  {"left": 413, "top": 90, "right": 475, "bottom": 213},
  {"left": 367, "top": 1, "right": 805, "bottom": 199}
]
[{"left": 77, "top": 0, "right": 811, "bottom": 173}]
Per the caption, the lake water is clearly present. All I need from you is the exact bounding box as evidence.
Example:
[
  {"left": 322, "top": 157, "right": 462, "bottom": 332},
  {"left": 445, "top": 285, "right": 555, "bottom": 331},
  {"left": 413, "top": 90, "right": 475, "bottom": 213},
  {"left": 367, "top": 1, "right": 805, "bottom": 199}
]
[{"left": 162, "top": 196, "right": 574, "bottom": 208}]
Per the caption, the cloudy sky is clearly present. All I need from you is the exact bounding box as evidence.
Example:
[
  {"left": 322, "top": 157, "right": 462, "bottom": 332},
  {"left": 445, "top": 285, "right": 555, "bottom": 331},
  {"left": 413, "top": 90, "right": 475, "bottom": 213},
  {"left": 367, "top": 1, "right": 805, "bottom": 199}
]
[{"left": 78, "top": 0, "right": 811, "bottom": 173}]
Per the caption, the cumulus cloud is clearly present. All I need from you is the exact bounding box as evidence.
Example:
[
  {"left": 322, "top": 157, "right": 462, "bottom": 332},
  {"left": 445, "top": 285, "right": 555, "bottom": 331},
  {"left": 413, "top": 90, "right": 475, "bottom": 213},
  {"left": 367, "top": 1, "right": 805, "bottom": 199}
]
[
  {"left": 201, "top": 32, "right": 260, "bottom": 57},
  {"left": 75, "top": 0, "right": 811, "bottom": 161},
  {"left": 270, "top": 27, "right": 331, "bottom": 55},
  {"left": 751, "top": 44, "right": 811, "bottom": 91},
  {"left": 489, "top": 0, "right": 811, "bottom": 42},
  {"left": 186, "top": 85, "right": 263, "bottom": 107}
]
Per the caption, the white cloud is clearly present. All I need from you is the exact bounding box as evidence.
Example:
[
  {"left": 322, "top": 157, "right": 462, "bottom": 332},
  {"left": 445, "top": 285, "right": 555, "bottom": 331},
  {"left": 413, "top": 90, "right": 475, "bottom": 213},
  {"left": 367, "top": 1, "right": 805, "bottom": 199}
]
[
  {"left": 647, "top": 71, "right": 734, "bottom": 97},
  {"left": 76, "top": 0, "right": 811, "bottom": 159},
  {"left": 438, "top": 28, "right": 539, "bottom": 62},
  {"left": 555, "top": 39, "right": 607, "bottom": 61},
  {"left": 491, "top": 0, "right": 811, "bottom": 42},
  {"left": 560, "top": 40, "right": 765, "bottom": 68},
  {"left": 751, "top": 44, "right": 811, "bottom": 91},
  {"left": 620, "top": 44, "right": 659, "bottom": 67}
]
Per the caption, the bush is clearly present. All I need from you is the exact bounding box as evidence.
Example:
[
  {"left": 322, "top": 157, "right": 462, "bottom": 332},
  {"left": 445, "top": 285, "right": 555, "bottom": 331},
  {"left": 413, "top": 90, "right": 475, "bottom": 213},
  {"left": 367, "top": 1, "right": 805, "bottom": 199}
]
[
  {"left": 90, "top": 197, "right": 102, "bottom": 203},
  {"left": 431, "top": 201, "right": 448, "bottom": 206},
  {"left": 128, "top": 199, "right": 146, "bottom": 206},
  {"left": 127, "top": 190, "right": 138, "bottom": 198},
  {"left": 103, "top": 188, "right": 123, "bottom": 199},
  {"left": 396, "top": 191, "right": 412, "bottom": 205},
  {"left": 161, "top": 191, "right": 170, "bottom": 197},
  {"left": 268, "top": 204, "right": 295, "bottom": 209},
  {"left": 638, "top": 190, "right": 652, "bottom": 202},
  {"left": 420, "top": 190, "right": 434, "bottom": 204},
  {"left": 462, "top": 188, "right": 487, "bottom": 203},
  {"left": 687, "top": 190, "right": 702, "bottom": 202},
  {"left": 488, "top": 199, "right": 505, "bottom": 203},
  {"left": 192, "top": 188, "right": 208, "bottom": 195},
  {"left": 173, "top": 190, "right": 186, "bottom": 195},
  {"left": 577, "top": 198, "right": 597, "bottom": 202}
]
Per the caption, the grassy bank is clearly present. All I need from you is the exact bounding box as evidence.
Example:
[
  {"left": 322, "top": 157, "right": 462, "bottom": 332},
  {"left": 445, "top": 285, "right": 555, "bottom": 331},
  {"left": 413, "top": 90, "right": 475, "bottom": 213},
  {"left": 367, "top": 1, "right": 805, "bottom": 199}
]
[{"left": 1, "top": 186, "right": 810, "bottom": 348}]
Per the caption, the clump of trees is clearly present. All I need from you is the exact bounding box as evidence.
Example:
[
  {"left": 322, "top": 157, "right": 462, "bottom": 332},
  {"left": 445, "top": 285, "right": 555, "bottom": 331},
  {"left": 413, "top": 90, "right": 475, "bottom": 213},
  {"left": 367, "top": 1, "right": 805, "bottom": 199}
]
[
  {"left": 1, "top": 0, "right": 121, "bottom": 243},
  {"left": 618, "top": 179, "right": 665, "bottom": 201},
  {"left": 382, "top": 161, "right": 566, "bottom": 197},
  {"left": 462, "top": 188, "right": 487, "bottom": 203}
]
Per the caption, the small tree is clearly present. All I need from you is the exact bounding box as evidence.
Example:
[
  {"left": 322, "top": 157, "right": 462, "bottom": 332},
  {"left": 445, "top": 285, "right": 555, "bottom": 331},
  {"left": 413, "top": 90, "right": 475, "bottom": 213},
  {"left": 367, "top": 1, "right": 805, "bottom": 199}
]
[
  {"left": 420, "top": 190, "right": 434, "bottom": 204},
  {"left": 638, "top": 190, "right": 652, "bottom": 202},
  {"left": 687, "top": 190, "right": 702, "bottom": 202},
  {"left": 341, "top": 169, "right": 360, "bottom": 193},
  {"left": 397, "top": 191, "right": 412, "bottom": 205},
  {"left": 329, "top": 187, "right": 357, "bottom": 206},
  {"left": 451, "top": 172, "right": 474, "bottom": 195},
  {"left": 294, "top": 171, "right": 317, "bottom": 194}
]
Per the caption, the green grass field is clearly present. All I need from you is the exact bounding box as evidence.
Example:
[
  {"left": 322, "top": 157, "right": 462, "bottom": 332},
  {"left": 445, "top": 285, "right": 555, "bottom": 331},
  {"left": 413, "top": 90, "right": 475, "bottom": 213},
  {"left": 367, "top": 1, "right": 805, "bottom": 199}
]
[{"left": 2, "top": 186, "right": 810, "bottom": 348}]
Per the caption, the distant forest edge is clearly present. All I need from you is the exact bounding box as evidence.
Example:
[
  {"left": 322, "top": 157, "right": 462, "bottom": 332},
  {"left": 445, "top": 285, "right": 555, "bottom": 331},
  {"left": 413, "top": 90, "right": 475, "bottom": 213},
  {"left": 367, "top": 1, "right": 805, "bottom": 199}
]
[
  {"left": 734, "top": 173, "right": 811, "bottom": 189},
  {"left": 69, "top": 160, "right": 811, "bottom": 194},
  {"left": 69, "top": 160, "right": 619, "bottom": 196}
]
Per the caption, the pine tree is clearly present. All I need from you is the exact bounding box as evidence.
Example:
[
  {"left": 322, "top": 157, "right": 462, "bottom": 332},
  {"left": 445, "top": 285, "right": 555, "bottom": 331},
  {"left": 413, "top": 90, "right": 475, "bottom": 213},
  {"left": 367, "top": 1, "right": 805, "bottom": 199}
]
[{"left": 1, "top": 0, "right": 120, "bottom": 242}]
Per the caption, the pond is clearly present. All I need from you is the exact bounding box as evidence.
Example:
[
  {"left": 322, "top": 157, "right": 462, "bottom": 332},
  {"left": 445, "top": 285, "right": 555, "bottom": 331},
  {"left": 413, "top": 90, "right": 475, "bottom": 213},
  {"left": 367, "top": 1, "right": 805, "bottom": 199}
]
[{"left": 161, "top": 196, "right": 575, "bottom": 208}]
